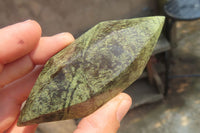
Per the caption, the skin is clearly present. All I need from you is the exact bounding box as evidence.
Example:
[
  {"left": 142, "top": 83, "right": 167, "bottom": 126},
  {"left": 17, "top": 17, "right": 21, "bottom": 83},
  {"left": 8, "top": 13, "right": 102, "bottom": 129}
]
[{"left": 0, "top": 20, "right": 132, "bottom": 133}]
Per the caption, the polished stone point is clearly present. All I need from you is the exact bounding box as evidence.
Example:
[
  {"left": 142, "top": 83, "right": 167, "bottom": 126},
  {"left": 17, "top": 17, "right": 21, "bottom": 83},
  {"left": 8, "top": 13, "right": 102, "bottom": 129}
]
[{"left": 18, "top": 16, "right": 165, "bottom": 126}]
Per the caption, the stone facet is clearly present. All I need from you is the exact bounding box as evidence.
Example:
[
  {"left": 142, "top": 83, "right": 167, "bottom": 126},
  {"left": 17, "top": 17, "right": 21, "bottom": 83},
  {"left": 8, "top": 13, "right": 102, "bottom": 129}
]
[{"left": 18, "top": 16, "right": 165, "bottom": 126}]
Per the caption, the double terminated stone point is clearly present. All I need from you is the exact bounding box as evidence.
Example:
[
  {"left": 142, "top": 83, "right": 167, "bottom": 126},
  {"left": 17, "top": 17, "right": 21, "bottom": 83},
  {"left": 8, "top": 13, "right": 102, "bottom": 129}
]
[{"left": 18, "top": 16, "right": 165, "bottom": 126}]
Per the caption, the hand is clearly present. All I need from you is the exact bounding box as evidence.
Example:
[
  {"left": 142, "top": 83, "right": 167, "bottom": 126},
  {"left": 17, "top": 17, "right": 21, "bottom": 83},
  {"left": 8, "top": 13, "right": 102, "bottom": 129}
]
[
  {"left": 0, "top": 20, "right": 132, "bottom": 133},
  {"left": 74, "top": 93, "right": 132, "bottom": 133},
  {"left": 0, "top": 20, "right": 74, "bottom": 132}
]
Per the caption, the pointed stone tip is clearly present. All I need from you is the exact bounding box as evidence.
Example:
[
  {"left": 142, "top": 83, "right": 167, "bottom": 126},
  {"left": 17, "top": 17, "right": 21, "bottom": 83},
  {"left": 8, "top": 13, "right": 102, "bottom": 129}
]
[
  {"left": 156, "top": 16, "right": 165, "bottom": 24},
  {"left": 156, "top": 16, "right": 165, "bottom": 20},
  {"left": 148, "top": 16, "right": 165, "bottom": 34},
  {"left": 149, "top": 16, "right": 165, "bottom": 25},
  {"left": 17, "top": 118, "right": 35, "bottom": 127},
  {"left": 17, "top": 121, "right": 24, "bottom": 127}
]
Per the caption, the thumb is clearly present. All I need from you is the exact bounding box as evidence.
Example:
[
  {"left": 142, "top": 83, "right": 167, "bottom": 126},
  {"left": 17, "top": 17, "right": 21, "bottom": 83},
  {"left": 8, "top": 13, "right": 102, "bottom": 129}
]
[{"left": 74, "top": 93, "right": 132, "bottom": 133}]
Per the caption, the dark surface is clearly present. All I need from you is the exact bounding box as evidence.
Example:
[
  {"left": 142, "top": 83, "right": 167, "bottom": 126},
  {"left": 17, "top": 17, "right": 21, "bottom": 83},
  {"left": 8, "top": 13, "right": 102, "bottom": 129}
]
[
  {"left": 124, "top": 79, "right": 163, "bottom": 108},
  {"left": 164, "top": 0, "right": 200, "bottom": 20}
]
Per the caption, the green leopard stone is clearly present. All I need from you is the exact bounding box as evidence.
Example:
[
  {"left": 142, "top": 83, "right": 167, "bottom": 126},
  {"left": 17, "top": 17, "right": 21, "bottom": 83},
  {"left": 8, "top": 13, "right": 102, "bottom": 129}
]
[{"left": 18, "top": 16, "right": 165, "bottom": 126}]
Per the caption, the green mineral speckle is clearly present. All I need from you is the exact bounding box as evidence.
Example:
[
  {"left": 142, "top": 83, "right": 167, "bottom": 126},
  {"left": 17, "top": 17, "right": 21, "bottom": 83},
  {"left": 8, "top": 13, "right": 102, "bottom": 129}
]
[{"left": 18, "top": 16, "right": 165, "bottom": 126}]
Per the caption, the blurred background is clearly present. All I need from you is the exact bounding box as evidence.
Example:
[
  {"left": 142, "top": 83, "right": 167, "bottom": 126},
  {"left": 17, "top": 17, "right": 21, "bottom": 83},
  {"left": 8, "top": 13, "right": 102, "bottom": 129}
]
[
  {"left": 1, "top": 0, "right": 199, "bottom": 133},
  {"left": 0, "top": 0, "right": 157, "bottom": 37}
]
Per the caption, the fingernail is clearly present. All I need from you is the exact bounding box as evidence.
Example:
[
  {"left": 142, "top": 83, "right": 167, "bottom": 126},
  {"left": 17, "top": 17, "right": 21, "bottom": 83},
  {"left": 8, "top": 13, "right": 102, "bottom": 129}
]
[
  {"left": 55, "top": 32, "right": 74, "bottom": 44},
  {"left": 117, "top": 99, "right": 132, "bottom": 122},
  {"left": 56, "top": 32, "right": 73, "bottom": 38},
  {"left": 23, "top": 19, "right": 32, "bottom": 23}
]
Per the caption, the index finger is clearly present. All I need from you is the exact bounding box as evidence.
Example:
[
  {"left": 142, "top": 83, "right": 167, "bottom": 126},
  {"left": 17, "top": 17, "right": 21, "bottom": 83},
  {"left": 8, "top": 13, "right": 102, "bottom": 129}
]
[{"left": 0, "top": 20, "right": 41, "bottom": 65}]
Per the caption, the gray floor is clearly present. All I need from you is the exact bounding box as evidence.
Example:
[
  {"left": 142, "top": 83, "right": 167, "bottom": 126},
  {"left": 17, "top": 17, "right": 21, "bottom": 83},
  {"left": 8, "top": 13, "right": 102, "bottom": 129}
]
[
  {"left": 118, "top": 20, "right": 200, "bottom": 133},
  {"left": 119, "top": 79, "right": 200, "bottom": 133}
]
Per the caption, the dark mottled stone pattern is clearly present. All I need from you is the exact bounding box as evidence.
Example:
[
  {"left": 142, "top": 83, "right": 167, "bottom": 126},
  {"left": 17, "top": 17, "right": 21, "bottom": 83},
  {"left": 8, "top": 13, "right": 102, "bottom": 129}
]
[{"left": 18, "top": 16, "right": 165, "bottom": 126}]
